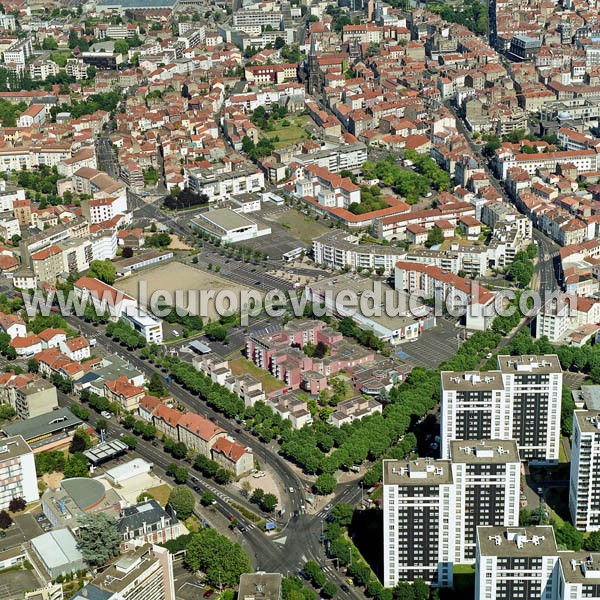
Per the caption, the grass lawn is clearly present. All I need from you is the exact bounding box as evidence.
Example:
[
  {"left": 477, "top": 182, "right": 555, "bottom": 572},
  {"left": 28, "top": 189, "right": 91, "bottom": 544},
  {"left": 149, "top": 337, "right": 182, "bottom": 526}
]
[
  {"left": 261, "top": 115, "right": 310, "bottom": 149},
  {"left": 453, "top": 564, "right": 475, "bottom": 574},
  {"left": 229, "top": 357, "right": 285, "bottom": 394},
  {"left": 145, "top": 484, "right": 171, "bottom": 506},
  {"left": 274, "top": 209, "right": 329, "bottom": 245},
  {"left": 545, "top": 487, "right": 570, "bottom": 523}
]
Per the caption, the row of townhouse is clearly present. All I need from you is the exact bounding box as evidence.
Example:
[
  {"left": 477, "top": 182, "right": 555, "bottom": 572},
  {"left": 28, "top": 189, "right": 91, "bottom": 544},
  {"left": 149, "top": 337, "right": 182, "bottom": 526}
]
[
  {"left": 192, "top": 353, "right": 314, "bottom": 430},
  {"left": 0, "top": 371, "right": 57, "bottom": 419},
  {"left": 311, "top": 223, "right": 529, "bottom": 277},
  {"left": 225, "top": 82, "right": 305, "bottom": 112},
  {"left": 394, "top": 261, "right": 497, "bottom": 330},
  {"left": 0, "top": 143, "right": 71, "bottom": 171},
  {"left": 73, "top": 276, "right": 163, "bottom": 344},
  {"left": 245, "top": 320, "right": 376, "bottom": 394},
  {"left": 372, "top": 201, "right": 476, "bottom": 241},
  {"left": 493, "top": 147, "right": 600, "bottom": 180},
  {"left": 138, "top": 396, "right": 253, "bottom": 476}
]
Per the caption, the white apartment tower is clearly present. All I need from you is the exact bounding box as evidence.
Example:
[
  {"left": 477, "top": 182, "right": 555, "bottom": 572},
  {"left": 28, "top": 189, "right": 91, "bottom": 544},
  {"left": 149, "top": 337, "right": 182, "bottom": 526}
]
[
  {"left": 0, "top": 435, "right": 39, "bottom": 509},
  {"left": 475, "top": 526, "right": 559, "bottom": 600},
  {"left": 441, "top": 355, "right": 562, "bottom": 463},
  {"left": 569, "top": 410, "right": 600, "bottom": 531},
  {"left": 441, "top": 371, "right": 509, "bottom": 458},
  {"left": 498, "top": 355, "right": 562, "bottom": 463},
  {"left": 72, "top": 544, "right": 175, "bottom": 600},
  {"left": 450, "top": 440, "right": 520, "bottom": 564},
  {"left": 383, "top": 459, "right": 455, "bottom": 588}
]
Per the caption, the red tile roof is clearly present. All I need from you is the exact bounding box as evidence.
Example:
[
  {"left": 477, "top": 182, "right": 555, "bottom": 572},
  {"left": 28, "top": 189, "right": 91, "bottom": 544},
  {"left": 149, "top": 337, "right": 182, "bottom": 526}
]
[
  {"left": 212, "top": 437, "right": 250, "bottom": 463},
  {"left": 178, "top": 412, "right": 225, "bottom": 441}
]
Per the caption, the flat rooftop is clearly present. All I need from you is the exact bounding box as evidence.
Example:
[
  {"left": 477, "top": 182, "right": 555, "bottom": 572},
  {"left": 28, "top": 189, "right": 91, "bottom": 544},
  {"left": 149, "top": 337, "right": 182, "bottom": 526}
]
[
  {"left": 0, "top": 435, "right": 33, "bottom": 460},
  {"left": 449, "top": 440, "right": 520, "bottom": 464},
  {"left": 192, "top": 207, "right": 257, "bottom": 232},
  {"left": 575, "top": 410, "right": 600, "bottom": 435},
  {"left": 1, "top": 407, "right": 81, "bottom": 440},
  {"left": 497, "top": 354, "right": 562, "bottom": 375},
  {"left": 238, "top": 572, "right": 283, "bottom": 600},
  {"left": 383, "top": 459, "right": 453, "bottom": 486},
  {"left": 559, "top": 552, "right": 600, "bottom": 584},
  {"left": 477, "top": 526, "right": 557, "bottom": 557},
  {"left": 441, "top": 371, "right": 503, "bottom": 391}
]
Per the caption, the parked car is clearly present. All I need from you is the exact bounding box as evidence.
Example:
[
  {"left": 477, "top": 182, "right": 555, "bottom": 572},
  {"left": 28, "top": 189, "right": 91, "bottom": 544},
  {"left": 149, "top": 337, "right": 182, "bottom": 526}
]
[
  {"left": 324, "top": 503, "right": 333, "bottom": 511},
  {"left": 341, "top": 585, "right": 350, "bottom": 593},
  {"left": 100, "top": 411, "right": 112, "bottom": 419}
]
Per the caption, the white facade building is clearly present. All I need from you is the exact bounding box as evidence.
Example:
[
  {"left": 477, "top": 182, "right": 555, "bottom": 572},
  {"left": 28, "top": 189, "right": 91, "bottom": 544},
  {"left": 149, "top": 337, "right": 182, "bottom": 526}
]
[
  {"left": 569, "top": 410, "right": 600, "bottom": 531},
  {"left": 441, "top": 355, "right": 562, "bottom": 464},
  {"left": 0, "top": 435, "right": 39, "bottom": 510},
  {"left": 383, "top": 459, "right": 455, "bottom": 588}
]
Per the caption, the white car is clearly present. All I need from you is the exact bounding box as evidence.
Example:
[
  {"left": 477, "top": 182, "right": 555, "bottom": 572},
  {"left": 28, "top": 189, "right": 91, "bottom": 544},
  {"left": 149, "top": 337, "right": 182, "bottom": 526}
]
[
  {"left": 289, "top": 487, "right": 294, "bottom": 493},
  {"left": 100, "top": 411, "right": 112, "bottom": 419}
]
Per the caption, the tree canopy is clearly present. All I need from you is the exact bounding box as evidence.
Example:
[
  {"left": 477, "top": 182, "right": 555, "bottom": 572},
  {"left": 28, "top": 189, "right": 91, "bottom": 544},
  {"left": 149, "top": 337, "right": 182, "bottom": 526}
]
[
  {"left": 77, "top": 513, "right": 121, "bottom": 566},
  {"left": 168, "top": 485, "right": 195, "bottom": 519},
  {"left": 184, "top": 528, "right": 251, "bottom": 587},
  {"left": 87, "top": 259, "right": 117, "bottom": 285}
]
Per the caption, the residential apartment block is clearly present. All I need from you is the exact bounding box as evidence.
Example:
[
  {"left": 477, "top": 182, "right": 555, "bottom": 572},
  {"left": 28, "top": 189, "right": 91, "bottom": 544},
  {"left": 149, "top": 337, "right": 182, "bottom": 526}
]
[
  {"left": 441, "top": 355, "right": 562, "bottom": 463},
  {"left": 0, "top": 435, "right": 39, "bottom": 510},
  {"left": 450, "top": 440, "right": 520, "bottom": 563},
  {"left": 383, "top": 458, "right": 455, "bottom": 588},
  {"left": 475, "top": 526, "right": 559, "bottom": 600},
  {"left": 570, "top": 410, "right": 600, "bottom": 531},
  {"left": 72, "top": 544, "right": 175, "bottom": 600}
]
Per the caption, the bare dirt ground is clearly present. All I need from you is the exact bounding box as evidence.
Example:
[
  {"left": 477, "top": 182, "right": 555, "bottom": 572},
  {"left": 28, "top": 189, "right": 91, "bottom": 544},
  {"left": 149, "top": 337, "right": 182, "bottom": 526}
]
[
  {"left": 116, "top": 261, "right": 259, "bottom": 321},
  {"left": 41, "top": 472, "right": 63, "bottom": 490},
  {"left": 168, "top": 235, "right": 195, "bottom": 250}
]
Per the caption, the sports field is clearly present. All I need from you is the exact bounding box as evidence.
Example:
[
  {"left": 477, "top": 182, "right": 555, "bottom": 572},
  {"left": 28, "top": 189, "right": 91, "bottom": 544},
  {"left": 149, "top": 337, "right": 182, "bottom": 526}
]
[{"left": 116, "top": 262, "right": 261, "bottom": 321}]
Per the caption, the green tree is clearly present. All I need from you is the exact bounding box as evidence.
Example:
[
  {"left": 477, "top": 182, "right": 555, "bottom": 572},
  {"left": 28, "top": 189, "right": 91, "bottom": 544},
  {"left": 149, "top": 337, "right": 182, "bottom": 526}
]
[
  {"left": 121, "top": 434, "right": 137, "bottom": 449},
  {"left": 584, "top": 530, "right": 600, "bottom": 551},
  {"left": 321, "top": 581, "right": 337, "bottom": 598},
  {"left": 167, "top": 463, "right": 188, "bottom": 484},
  {"left": 0, "top": 403, "right": 16, "bottom": 421},
  {"left": 205, "top": 322, "right": 228, "bottom": 342},
  {"left": 200, "top": 491, "right": 216, "bottom": 506},
  {"left": 77, "top": 513, "right": 121, "bottom": 566},
  {"left": 35, "top": 450, "right": 66, "bottom": 476},
  {"left": 42, "top": 37, "right": 58, "bottom": 50},
  {"left": 314, "top": 474, "right": 337, "bottom": 495},
  {"left": 260, "top": 493, "right": 278, "bottom": 512},
  {"left": 64, "top": 452, "right": 89, "bottom": 478},
  {"left": 69, "top": 427, "right": 91, "bottom": 453},
  {"left": 184, "top": 528, "right": 251, "bottom": 587},
  {"left": 425, "top": 226, "right": 444, "bottom": 248},
  {"left": 114, "top": 39, "right": 129, "bottom": 55},
  {"left": 554, "top": 520, "right": 584, "bottom": 551},
  {"left": 88, "top": 259, "right": 117, "bottom": 285},
  {"left": 148, "top": 372, "right": 166, "bottom": 396},
  {"left": 331, "top": 503, "right": 354, "bottom": 527},
  {"left": 168, "top": 485, "right": 195, "bottom": 519},
  {"left": 304, "top": 560, "right": 326, "bottom": 588}
]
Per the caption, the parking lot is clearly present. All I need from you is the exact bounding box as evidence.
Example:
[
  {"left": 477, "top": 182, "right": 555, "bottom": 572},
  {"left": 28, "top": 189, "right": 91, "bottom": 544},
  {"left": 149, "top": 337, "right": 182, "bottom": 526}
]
[
  {"left": 179, "top": 316, "right": 284, "bottom": 360},
  {"left": 0, "top": 513, "right": 44, "bottom": 552},
  {"left": 398, "top": 318, "right": 466, "bottom": 369},
  {"left": 0, "top": 568, "right": 40, "bottom": 600}
]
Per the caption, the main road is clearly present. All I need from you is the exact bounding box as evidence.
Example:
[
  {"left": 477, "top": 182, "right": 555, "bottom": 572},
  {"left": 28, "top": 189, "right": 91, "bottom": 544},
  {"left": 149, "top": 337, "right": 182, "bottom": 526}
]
[
  {"left": 63, "top": 314, "right": 366, "bottom": 597},
  {"left": 446, "top": 102, "right": 560, "bottom": 295}
]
